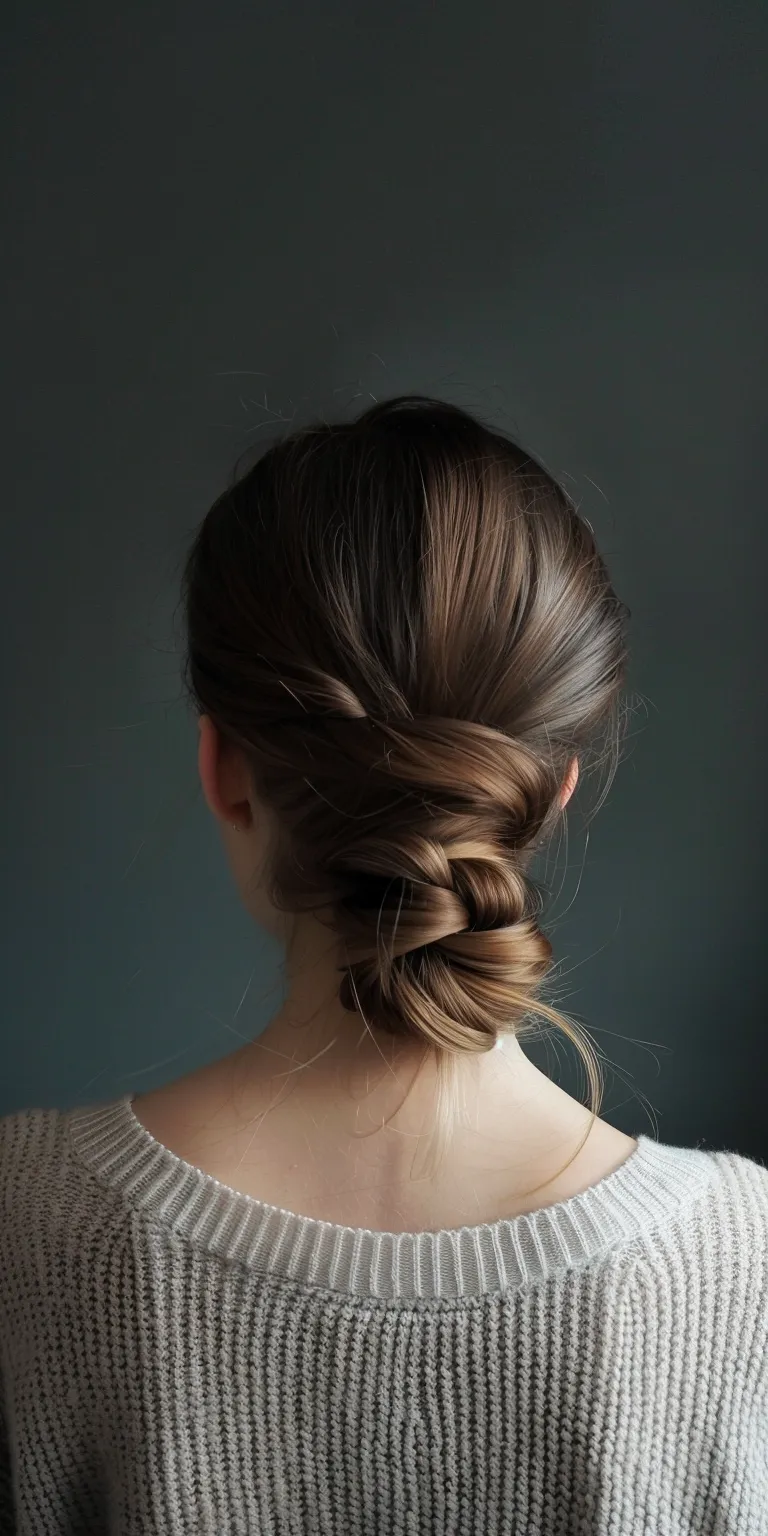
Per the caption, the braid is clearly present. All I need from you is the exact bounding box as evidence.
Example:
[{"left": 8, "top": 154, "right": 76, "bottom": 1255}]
[
  {"left": 338, "top": 842, "right": 552, "bottom": 1053},
  {"left": 240, "top": 703, "right": 561, "bottom": 1055}
]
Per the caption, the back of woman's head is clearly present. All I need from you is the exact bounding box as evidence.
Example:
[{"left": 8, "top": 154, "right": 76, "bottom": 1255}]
[{"left": 182, "top": 396, "right": 628, "bottom": 1149}]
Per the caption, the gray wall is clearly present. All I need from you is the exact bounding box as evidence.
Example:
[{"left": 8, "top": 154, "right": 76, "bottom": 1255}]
[{"left": 2, "top": 1, "right": 766, "bottom": 1156}]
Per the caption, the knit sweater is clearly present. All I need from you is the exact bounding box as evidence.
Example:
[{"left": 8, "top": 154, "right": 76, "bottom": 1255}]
[{"left": 1, "top": 1098, "right": 768, "bottom": 1536}]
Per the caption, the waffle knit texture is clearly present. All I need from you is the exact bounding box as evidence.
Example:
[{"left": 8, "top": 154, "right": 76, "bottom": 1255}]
[{"left": 1, "top": 1094, "right": 768, "bottom": 1535}]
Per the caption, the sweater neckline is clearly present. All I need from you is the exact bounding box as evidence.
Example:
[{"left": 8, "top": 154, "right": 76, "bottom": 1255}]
[{"left": 68, "top": 1094, "right": 718, "bottom": 1301}]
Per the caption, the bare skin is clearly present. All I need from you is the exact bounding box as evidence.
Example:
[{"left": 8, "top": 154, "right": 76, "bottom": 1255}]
[{"left": 133, "top": 719, "right": 637, "bottom": 1234}]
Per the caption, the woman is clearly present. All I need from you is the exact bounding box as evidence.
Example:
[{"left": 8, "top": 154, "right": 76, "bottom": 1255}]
[{"left": 2, "top": 396, "right": 767, "bottom": 1534}]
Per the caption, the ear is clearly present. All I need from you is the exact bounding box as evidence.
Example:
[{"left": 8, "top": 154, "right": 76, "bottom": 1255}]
[
  {"left": 559, "top": 756, "right": 579, "bottom": 809},
  {"left": 197, "top": 715, "right": 254, "bottom": 830}
]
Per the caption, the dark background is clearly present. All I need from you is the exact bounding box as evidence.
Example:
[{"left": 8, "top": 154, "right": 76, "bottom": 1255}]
[{"left": 2, "top": 1, "right": 766, "bottom": 1154}]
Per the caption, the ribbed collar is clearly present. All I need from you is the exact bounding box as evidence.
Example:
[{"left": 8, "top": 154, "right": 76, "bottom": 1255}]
[{"left": 68, "top": 1094, "right": 719, "bottom": 1301}]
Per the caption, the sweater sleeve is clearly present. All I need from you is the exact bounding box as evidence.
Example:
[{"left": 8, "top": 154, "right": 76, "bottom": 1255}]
[
  {"left": 0, "top": 1394, "right": 15, "bottom": 1534},
  {"left": 0, "top": 1113, "right": 25, "bottom": 1535}
]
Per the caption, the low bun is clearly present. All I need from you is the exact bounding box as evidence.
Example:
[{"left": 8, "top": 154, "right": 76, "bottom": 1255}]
[
  {"left": 329, "top": 722, "right": 556, "bottom": 1053},
  {"left": 238, "top": 710, "right": 560, "bottom": 1055},
  {"left": 337, "top": 855, "right": 553, "bottom": 1055}
]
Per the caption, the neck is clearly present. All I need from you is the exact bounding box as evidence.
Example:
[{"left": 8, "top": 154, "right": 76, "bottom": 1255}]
[
  {"left": 201, "top": 918, "right": 602, "bottom": 1210},
  {"left": 133, "top": 911, "right": 632, "bottom": 1232}
]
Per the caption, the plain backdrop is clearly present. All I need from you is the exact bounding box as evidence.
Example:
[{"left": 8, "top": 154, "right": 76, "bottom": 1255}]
[{"left": 2, "top": 0, "right": 767, "bottom": 1157}]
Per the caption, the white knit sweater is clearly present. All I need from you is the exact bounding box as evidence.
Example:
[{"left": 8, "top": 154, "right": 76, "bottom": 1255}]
[{"left": 1, "top": 1094, "right": 768, "bottom": 1534}]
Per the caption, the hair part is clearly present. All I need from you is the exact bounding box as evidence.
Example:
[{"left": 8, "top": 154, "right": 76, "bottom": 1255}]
[{"left": 182, "top": 396, "right": 629, "bottom": 1185}]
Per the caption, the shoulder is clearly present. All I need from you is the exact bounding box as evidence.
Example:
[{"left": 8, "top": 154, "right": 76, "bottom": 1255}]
[
  {"left": 700, "top": 1140, "right": 768, "bottom": 1227},
  {"left": 697, "top": 1139, "right": 768, "bottom": 1200},
  {"left": 0, "top": 1106, "right": 71, "bottom": 1296},
  {"left": 0, "top": 1102, "right": 71, "bottom": 1199},
  {"left": 635, "top": 1140, "right": 768, "bottom": 1360},
  {"left": 636, "top": 1137, "right": 768, "bottom": 1295},
  {"left": 0, "top": 1101, "right": 112, "bottom": 1272},
  {"left": 670, "top": 1136, "right": 768, "bottom": 1230}
]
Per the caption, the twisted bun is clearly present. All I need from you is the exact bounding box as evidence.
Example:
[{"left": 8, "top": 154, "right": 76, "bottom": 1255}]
[
  {"left": 292, "top": 713, "right": 556, "bottom": 1053},
  {"left": 183, "top": 394, "right": 627, "bottom": 1088}
]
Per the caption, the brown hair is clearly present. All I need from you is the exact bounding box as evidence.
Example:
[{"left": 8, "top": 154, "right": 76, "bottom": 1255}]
[{"left": 182, "top": 396, "right": 628, "bottom": 1181}]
